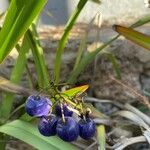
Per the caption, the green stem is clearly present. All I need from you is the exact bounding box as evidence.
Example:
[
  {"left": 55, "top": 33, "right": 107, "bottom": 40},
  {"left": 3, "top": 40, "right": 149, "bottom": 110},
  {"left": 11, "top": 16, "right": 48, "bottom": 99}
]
[
  {"left": 0, "top": 134, "right": 6, "bottom": 150},
  {"left": 60, "top": 103, "right": 65, "bottom": 123},
  {"left": 25, "top": 64, "right": 35, "bottom": 89},
  {"left": 5, "top": 104, "right": 25, "bottom": 122},
  {"left": 0, "top": 36, "right": 29, "bottom": 119},
  {"left": 97, "top": 125, "right": 106, "bottom": 150},
  {"left": 54, "top": 0, "right": 88, "bottom": 84},
  {"left": 26, "top": 29, "right": 50, "bottom": 89}
]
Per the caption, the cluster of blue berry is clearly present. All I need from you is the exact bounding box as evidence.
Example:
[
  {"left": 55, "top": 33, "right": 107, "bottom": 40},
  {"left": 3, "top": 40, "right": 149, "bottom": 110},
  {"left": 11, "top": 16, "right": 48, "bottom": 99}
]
[{"left": 25, "top": 95, "right": 96, "bottom": 142}]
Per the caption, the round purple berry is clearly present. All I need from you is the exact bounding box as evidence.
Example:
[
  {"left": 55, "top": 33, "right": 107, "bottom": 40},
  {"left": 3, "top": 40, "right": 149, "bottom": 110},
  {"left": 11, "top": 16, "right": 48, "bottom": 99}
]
[
  {"left": 78, "top": 118, "right": 96, "bottom": 140},
  {"left": 25, "top": 95, "right": 52, "bottom": 117},
  {"left": 55, "top": 104, "right": 73, "bottom": 117},
  {"left": 38, "top": 115, "right": 57, "bottom": 136},
  {"left": 56, "top": 117, "right": 79, "bottom": 142}
]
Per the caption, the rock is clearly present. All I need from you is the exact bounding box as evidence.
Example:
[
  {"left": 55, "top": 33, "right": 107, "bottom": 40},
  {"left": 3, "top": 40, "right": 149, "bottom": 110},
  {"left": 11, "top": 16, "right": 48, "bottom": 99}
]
[
  {"left": 135, "top": 49, "right": 150, "bottom": 63},
  {"left": 110, "top": 127, "right": 133, "bottom": 138}
]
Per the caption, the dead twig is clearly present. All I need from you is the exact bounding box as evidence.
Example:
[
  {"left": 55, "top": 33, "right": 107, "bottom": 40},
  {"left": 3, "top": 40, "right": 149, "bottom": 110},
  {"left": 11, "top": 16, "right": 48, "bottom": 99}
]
[
  {"left": 112, "top": 136, "right": 146, "bottom": 150},
  {"left": 115, "top": 110, "right": 150, "bottom": 129},
  {"left": 85, "top": 96, "right": 124, "bottom": 109},
  {"left": 0, "top": 76, "right": 36, "bottom": 96},
  {"left": 94, "top": 118, "right": 114, "bottom": 126},
  {"left": 125, "top": 103, "right": 150, "bottom": 126}
]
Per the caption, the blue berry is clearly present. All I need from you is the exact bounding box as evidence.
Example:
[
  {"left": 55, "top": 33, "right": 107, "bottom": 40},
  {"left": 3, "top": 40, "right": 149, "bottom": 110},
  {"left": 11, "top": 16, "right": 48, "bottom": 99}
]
[
  {"left": 56, "top": 117, "right": 79, "bottom": 142},
  {"left": 55, "top": 104, "right": 73, "bottom": 117},
  {"left": 25, "top": 95, "right": 52, "bottom": 117},
  {"left": 78, "top": 118, "right": 96, "bottom": 140},
  {"left": 38, "top": 115, "right": 57, "bottom": 136}
]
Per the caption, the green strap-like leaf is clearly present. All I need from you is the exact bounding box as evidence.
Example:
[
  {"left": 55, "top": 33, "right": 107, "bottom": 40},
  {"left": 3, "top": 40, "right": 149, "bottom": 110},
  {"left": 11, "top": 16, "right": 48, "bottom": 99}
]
[
  {"left": 0, "top": 0, "right": 47, "bottom": 63},
  {"left": 131, "top": 14, "right": 150, "bottom": 28},
  {"left": 26, "top": 28, "right": 50, "bottom": 89},
  {"left": 54, "top": 0, "right": 88, "bottom": 84},
  {"left": 0, "top": 35, "right": 30, "bottom": 119},
  {"left": 0, "top": 120, "right": 78, "bottom": 150},
  {"left": 67, "top": 35, "right": 119, "bottom": 84},
  {"left": 113, "top": 25, "right": 150, "bottom": 50},
  {"left": 97, "top": 125, "right": 106, "bottom": 150},
  {"left": 102, "top": 51, "right": 121, "bottom": 79}
]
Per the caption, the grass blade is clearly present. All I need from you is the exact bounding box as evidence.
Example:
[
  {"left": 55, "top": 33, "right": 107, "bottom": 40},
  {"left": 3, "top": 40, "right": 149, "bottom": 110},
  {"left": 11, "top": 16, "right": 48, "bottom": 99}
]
[
  {"left": 131, "top": 14, "right": 150, "bottom": 28},
  {"left": 102, "top": 51, "right": 121, "bottom": 79},
  {"left": 72, "top": 13, "right": 97, "bottom": 71},
  {"left": 25, "top": 28, "right": 50, "bottom": 89},
  {"left": 113, "top": 25, "right": 150, "bottom": 50},
  {"left": 97, "top": 125, "right": 106, "bottom": 150},
  {"left": 0, "top": 36, "right": 30, "bottom": 119},
  {"left": 73, "top": 34, "right": 87, "bottom": 71},
  {"left": 0, "top": 120, "right": 78, "bottom": 150},
  {"left": 0, "top": 0, "right": 47, "bottom": 63},
  {"left": 67, "top": 35, "right": 119, "bottom": 84},
  {"left": 0, "top": 133, "right": 6, "bottom": 150},
  {"left": 54, "top": 0, "right": 88, "bottom": 84}
]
